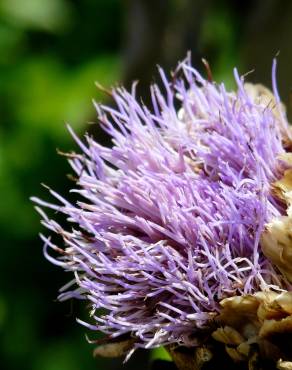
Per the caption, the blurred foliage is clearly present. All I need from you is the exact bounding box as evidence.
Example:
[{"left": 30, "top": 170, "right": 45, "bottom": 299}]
[
  {"left": 200, "top": 5, "right": 240, "bottom": 87},
  {"left": 151, "top": 347, "right": 171, "bottom": 362},
  {"left": 0, "top": 0, "right": 72, "bottom": 32},
  {"left": 1, "top": 1, "right": 290, "bottom": 370},
  {"left": 0, "top": 1, "right": 123, "bottom": 370}
]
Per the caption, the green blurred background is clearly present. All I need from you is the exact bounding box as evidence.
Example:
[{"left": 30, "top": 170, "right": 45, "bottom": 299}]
[{"left": 1, "top": 1, "right": 292, "bottom": 369}]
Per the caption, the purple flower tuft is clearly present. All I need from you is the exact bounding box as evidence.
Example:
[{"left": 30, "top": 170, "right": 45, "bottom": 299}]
[{"left": 33, "top": 56, "right": 292, "bottom": 349}]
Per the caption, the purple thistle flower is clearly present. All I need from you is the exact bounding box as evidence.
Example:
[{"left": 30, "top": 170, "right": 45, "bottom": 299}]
[{"left": 32, "top": 56, "right": 292, "bottom": 350}]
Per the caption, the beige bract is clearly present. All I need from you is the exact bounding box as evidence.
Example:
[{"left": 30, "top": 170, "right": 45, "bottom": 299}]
[
  {"left": 261, "top": 152, "right": 292, "bottom": 283},
  {"left": 213, "top": 292, "right": 292, "bottom": 362}
]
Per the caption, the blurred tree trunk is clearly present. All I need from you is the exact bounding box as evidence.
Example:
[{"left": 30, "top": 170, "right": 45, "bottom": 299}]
[
  {"left": 122, "top": 0, "right": 207, "bottom": 102},
  {"left": 122, "top": 0, "right": 292, "bottom": 120},
  {"left": 241, "top": 0, "right": 292, "bottom": 119}
]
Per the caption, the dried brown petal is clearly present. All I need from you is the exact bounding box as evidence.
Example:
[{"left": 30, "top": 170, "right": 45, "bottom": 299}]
[
  {"left": 275, "top": 292, "right": 292, "bottom": 314},
  {"left": 211, "top": 292, "right": 292, "bottom": 365},
  {"left": 244, "top": 83, "right": 286, "bottom": 120},
  {"left": 212, "top": 326, "right": 244, "bottom": 346},
  {"left": 225, "top": 346, "right": 246, "bottom": 362},
  {"left": 277, "top": 359, "right": 292, "bottom": 370},
  {"left": 93, "top": 339, "right": 135, "bottom": 358},
  {"left": 167, "top": 345, "right": 213, "bottom": 370},
  {"left": 261, "top": 218, "right": 292, "bottom": 283},
  {"left": 259, "top": 316, "right": 292, "bottom": 339},
  {"left": 194, "top": 347, "right": 213, "bottom": 368},
  {"left": 272, "top": 169, "right": 292, "bottom": 205},
  {"left": 278, "top": 153, "right": 292, "bottom": 166},
  {"left": 248, "top": 350, "right": 260, "bottom": 370},
  {"left": 237, "top": 341, "right": 250, "bottom": 357},
  {"left": 257, "top": 292, "right": 288, "bottom": 321}
]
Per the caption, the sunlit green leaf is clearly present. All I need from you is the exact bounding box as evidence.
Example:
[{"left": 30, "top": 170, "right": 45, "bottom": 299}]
[{"left": 0, "top": 0, "right": 72, "bottom": 32}]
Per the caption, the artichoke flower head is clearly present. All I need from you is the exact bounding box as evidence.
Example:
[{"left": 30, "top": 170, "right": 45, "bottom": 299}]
[{"left": 33, "top": 56, "right": 292, "bottom": 369}]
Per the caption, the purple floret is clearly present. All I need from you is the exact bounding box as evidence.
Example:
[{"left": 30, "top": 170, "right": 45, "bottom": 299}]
[{"left": 33, "top": 57, "right": 291, "bottom": 348}]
